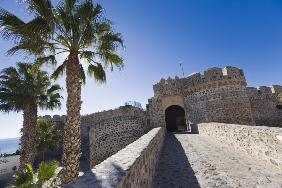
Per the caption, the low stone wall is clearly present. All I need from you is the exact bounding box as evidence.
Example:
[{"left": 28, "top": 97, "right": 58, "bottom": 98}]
[
  {"left": 198, "top": 123, "right": 282, "bottom": 169},
  {"left": 69, "top": 127, "right": 165, "bottom": 188}
]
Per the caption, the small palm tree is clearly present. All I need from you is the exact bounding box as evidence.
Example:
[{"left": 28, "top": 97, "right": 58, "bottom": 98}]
[
  {"left": 0, "top": 63, "right": 62, "bottom": 170},
  {"left": 12, "top": 161, "right": 60, "bottom": 188},
  {"left": 36, "top": 118, "right": 61, "bottom": 162},
  {"left": 13, "top": 163, "right": 35, "bottom": 188},
  {"left": 0, "top": 0, "right": 124, "bottom": 183}
]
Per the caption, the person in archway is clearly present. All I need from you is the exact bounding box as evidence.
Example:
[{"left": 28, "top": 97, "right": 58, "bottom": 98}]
[{"left": 186, "top": 119, "right": 191, "bottom": 132}]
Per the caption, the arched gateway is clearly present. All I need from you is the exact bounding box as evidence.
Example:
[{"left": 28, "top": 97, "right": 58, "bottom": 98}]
[{"left": 165, "top": 105, "right": 186, "bottom": 132}]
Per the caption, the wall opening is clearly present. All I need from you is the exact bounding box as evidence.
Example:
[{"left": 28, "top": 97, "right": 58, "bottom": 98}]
[
  {"left": 165, "top": 105, "right": 186, "bottom": 133},
  {"left": 276, "top": 104, "right": 282, "bottom": 110}
]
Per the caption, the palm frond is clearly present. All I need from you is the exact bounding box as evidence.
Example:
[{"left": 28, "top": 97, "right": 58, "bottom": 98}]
[
  {"left": 99, "top": 32, "right": 124, "bottom": 52},
  {"left": 1, "top": 66, "right": 19, "bottom": 78},
  {"left": 87, "top": 63, "right": 106, "bottom": 83},
  {"left": 47, "top": 84, "right": 61, "bottom": 94},
  {"left": 95, "top": 21, "right": 112, "bottom": 35},
  {"left": 14, "top": 163, "right": 35, "bottom": 187},
  {"left": 22, "top": 16, "right": 51, "bottom": 39},
  {"left": 25, "top": 0, "right": 54, "bottom": 23},
  {"left": 37, "top": 161, "right": 58, "bottom": 185},
  {"left": 79, "top": 50, "right": 95, "bottom": 60},
  {"left": 63, "top": 0, "right": 77, "bottom": 14},
  {"left": 102, "top": 52, "right": 124, "bottom": 71},
  {"left": 80, "top": 64, "right": 86, "bottom": 84},
  {"left": 0, "top": 8, "right": 25, "bottom": 41},
  {"left": 0, "top": 103, "right": 20, "bottom": 113},
  {"left": 35, "top": 55, "right": 57, "bottom": 67},
  {"left": 6, "top": 39, "right": 47, "bottom": 56},
  {"left": 51, "top": 59, "right": 67, "bottom": 80}
]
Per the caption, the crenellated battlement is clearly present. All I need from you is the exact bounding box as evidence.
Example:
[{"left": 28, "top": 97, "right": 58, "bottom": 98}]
[
  {"left": 153, "top": 66, "right": 246, "bottom": 96},
  {"left": 41, "top": 105, "right": 146, "bottom": 127},
  {"left": 82, "top": 105, "right": 146, "bottom": 126},
  {"left": 271, "top": 85, "right": 282, "bottom": 94},
  {"left": 247, "top": 85, "right": 282, "bottom": 96},
  {"left": 153, "top": 76, "right": 185, "bottom": 97},
  {"left": 40, "top": 114, "right": 66, "bottom": 122}
]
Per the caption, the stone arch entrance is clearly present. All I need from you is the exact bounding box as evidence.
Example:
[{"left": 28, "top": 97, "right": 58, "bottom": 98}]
[{"left": 165, "top": 105, "right": 186, "bottom": 133}]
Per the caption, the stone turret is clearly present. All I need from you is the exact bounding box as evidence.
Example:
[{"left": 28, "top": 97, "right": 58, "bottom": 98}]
[
  {"left": 204, "top": 67, "right": 223, "bottom": 81},
  {"left": 153, "top": 77, "right": 184, "bottom": 97},
  {"left": 149, "top": 66, "right": 254, "bottom": 127}
]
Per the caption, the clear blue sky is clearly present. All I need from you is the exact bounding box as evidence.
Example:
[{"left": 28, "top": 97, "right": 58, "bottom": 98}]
[{"left": 0, "top": 0, "right": 282, "bottom": 139}]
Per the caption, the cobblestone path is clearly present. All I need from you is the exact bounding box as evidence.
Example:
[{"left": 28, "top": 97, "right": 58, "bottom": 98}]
[{"left": 153, "top": 133, "right": 282, "bottom": 188}]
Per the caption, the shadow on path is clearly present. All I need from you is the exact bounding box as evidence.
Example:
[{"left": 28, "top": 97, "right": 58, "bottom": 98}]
[
  {"left": 153, "top": 133, "right": 200, "bottom": 188},
  {"left": 64, "top": 162, "right": 125, "bottom": 188}
]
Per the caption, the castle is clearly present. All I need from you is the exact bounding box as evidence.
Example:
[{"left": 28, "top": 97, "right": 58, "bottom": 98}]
[
  {"left": 43, "top": 66, "right": 282, "bottom": 168},
  {"left": 148, "top": 66, "right": 282, "bottom": 129}
]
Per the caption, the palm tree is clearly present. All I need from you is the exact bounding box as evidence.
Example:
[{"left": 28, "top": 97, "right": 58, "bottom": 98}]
[
  {"left": 0, "top": 0, "right": 124, "bottom": 183},
  {"left": 0, "top": 63, "right": 62, "bottom": 170},
  {"left": 36, "top": 118, "right": 61, "bottom": 162},
  {"left": 13, "top": 161, "right": 61, "bottom": 188}
]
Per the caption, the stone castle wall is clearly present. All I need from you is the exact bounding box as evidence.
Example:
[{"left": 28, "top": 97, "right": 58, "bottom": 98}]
[
  {"left": 45, "top": 66, "right": 282, "bottom": 144},
  {"left": 41, "top": 65, "right": 282, "bottom": 173},
  {"left": 247, "top": 86, "right": 282, "bottom": 127},
  {"left": 42, "top": 106, "right": 149, "bottom": 163},
  {"left": 148, "top": 66, "right": 256, "bottom": 127},
  {"left": 89, "top": 115, "right": 147, "bottom": 167},
  {"left": 185, "top": 83, "right": 254, "bottom": 125},
  {"left": 81, "top": 106, "right": 148, "bottom": 162}
]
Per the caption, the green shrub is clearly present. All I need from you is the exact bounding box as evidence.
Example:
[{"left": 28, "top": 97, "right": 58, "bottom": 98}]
[{"left": 9, "top": 161, "right": 61, "bottom": 188}]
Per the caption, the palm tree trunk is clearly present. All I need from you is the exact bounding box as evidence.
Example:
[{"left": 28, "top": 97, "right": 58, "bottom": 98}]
[
  {"left": 19, "top": 102, "right": 37, "bottom": 171},
  {"left": 62, "top": 52, "right": 82, "bottom": 184}
]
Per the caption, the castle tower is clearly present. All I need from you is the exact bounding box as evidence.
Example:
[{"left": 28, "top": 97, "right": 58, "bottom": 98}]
[{"left": 148, "top": 66, "right": 255, "bottom": 131}]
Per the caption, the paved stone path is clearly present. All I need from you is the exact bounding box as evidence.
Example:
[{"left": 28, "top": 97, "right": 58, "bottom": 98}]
[{"left": 153, "top": 133, "right": 282, "bottom": 188}]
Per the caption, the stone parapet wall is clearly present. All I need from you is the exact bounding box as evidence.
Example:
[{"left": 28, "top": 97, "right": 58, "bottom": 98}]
[
  {"left": 69, "top": 127, "right": 166, "bottom": 188},
  {"left": 197, "top": 123, "right": 282, "bottom": 169},
  {"left": 89, "top": 116, "right": 147, "bottom": 167}
]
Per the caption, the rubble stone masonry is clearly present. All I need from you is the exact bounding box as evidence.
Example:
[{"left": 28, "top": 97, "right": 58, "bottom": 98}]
[
  {"left": 42, "top": 106, "right": 148, "bottom": 165},
  {"left": 43, "top": 66, "right": 282, "bottom": 170},
  {"left": 198, "top": 123, "right": 282, "bottom": 169},
  {"left": 148, "top": 66, "right": 282, "bottom": 128},
  {"left": 69, "top": 127, "right": 165, "bottom": 188}
]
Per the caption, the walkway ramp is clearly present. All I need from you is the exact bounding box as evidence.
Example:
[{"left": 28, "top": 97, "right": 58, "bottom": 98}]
[{"left": 153, "top": 133, "right": 282, "bottom": 188}]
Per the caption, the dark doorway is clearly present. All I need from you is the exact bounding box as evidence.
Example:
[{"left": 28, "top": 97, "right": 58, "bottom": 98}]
[{"left": 165, "top": 105, "right": 186, "bottom": 133}]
